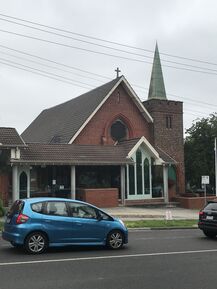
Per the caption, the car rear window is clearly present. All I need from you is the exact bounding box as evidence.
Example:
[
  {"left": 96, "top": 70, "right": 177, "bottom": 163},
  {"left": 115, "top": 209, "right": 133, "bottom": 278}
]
[
  {"left": 204, "top": 202, "right": 217, "bottom": 211},
  {"left": 8, "top": 200, "right": 24, "bottom": 216}
]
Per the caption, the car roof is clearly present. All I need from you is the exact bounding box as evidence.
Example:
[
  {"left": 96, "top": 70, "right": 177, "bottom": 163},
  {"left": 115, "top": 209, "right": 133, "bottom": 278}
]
[{"left": 20, "top": 197, "right": 91, "bottom": 205}]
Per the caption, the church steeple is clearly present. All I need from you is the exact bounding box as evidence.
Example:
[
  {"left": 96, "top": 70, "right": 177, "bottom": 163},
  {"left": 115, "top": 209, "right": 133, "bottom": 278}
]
[{"left": 148, "top": 43, "right": 167, "bottom": 100}]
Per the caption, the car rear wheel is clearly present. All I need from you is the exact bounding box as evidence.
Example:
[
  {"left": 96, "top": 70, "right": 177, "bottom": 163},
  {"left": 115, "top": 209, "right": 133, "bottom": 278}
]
[
  {"left": 25, "top": 232, "right": 48, "bottom": 254},
  {"left": 106, "top": 230, "right": 124, "bottom": 249},
  {"left": 203, "top": 230, "right": 216, "bottom": 238}
]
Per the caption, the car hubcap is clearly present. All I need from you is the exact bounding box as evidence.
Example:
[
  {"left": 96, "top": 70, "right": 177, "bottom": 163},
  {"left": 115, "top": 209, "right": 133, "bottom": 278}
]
[
  {"left": 109, "top": 232, "right": 123, "bottom": 249},
  {"left": 28, "top": 234, "right": 45, "bottom": 253}
]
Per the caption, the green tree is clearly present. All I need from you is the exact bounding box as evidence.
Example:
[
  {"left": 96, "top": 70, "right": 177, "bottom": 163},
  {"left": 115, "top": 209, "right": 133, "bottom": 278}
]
[{"left": 185, "top": 114, "right": 217, "bottom": 191}]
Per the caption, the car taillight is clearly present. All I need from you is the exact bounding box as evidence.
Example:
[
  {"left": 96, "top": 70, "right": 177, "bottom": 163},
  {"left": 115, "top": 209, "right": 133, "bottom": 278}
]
[
  {"left": 16, "top": 214, "right": 29, "bottom": 224},
  {"left": 199, "top": 211, "right": 205, "bottom": 219}
]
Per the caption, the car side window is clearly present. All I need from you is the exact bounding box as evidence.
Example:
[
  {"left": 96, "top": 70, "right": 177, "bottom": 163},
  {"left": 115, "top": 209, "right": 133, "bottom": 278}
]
[
  {"left": 31, "top": 202, "right": 44, "bottom": 214},
  {"left": 98, "top": 210, "right": 112, "bottom": 221},
  {"left": 69, "top": 203, "right": 97, "bottom": 219},
  {"left": 46, "top": 202, "right": 68, "bottom": 216}
]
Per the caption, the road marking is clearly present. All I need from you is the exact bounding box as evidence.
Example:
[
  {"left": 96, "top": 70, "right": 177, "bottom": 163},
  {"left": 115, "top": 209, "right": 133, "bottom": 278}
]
[
  {"left": 137, "top": 236, "right": 194, "bottom": 240},
  {"left": 1, "top": 249, "right": 217, "bottom": 266}
]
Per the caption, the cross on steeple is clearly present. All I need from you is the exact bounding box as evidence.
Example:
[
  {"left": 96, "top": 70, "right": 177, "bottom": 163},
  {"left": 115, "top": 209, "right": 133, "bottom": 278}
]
[{"left": 115, "top": 67, "right": 121, "bottom": 78}]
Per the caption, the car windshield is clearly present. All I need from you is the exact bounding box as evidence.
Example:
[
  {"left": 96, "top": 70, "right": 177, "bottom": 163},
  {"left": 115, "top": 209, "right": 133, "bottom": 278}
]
[{"left": 7, "top": 200, "right": 24, "bottom": 216}]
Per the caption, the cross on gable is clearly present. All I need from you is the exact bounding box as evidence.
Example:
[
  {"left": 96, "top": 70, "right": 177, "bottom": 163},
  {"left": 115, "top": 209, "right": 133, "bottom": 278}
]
[{"left": 115, "top": 67, "right": 121, "bottom": 78}]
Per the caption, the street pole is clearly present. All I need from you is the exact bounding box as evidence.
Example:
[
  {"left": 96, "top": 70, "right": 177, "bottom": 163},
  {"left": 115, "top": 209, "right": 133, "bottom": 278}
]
[
  {"left": 215, "top": 138, "right": 217, "bottom": 196},
  {"left": 204, "top": 184, "right": 207, "bottom": 206}
]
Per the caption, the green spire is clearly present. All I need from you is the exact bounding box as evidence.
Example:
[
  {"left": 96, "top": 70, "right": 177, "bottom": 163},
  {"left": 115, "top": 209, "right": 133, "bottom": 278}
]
[{"left": 148, "top": 43, "right": 167, "bottom": 100}]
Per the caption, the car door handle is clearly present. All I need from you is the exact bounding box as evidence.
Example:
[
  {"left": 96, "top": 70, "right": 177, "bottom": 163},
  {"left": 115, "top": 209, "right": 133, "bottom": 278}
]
[
  {"left": 44, "top": 220, "right": 51, "bottom": 223},
  {"left": 75, "top": 222, "right": 83, "bottom": 226}
]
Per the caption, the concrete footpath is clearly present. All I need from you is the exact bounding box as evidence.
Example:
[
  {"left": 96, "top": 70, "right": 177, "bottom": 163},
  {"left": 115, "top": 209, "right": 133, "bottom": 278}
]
[{"left": 104, "top": 206, "right": 199, "bottom": 220}]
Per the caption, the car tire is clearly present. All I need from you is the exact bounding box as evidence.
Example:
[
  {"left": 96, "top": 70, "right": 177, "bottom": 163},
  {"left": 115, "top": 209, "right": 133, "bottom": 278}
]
[
  {"left": 24, "top": 232, "right": 48, "bottom": 254},
  {"left": 203, "top": 230, "right": 216, "bottom": 238},
  {"left": 106, "top": 230, "right": 124, "bottom": 249}
]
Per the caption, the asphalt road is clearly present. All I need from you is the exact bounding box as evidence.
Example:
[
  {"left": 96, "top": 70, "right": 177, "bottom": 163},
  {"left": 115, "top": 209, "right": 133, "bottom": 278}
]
[{"left": 1, "top": 229, "right": 217, "bottom": 289}]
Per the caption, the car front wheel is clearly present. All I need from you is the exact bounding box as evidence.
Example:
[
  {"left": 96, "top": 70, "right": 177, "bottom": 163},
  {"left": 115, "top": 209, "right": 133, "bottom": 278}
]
[
  {"left": 25, "top": 232, "right": 48, "bottom": 254},
  {"left": 203, "top": 230, "right": 216, "bottom": 238},
  {"left": 106, "top": 230, "right": 124, "bottom": 249}
]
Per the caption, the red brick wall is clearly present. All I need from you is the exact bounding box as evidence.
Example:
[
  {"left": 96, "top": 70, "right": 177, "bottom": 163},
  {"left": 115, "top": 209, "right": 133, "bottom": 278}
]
[
  {"left": 74, "top": 84, "right": 151, "bottom": 145},
  {"left": 175, "top": 196, "right": 216, "bottom": 210},
  {"left": 76, "top": 188, "right": 119, "bottom": 207}
]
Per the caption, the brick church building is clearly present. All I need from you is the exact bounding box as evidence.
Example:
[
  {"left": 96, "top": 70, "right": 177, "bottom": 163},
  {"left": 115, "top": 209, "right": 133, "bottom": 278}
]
[{"left": 0, "top": 44, "right": 185, "bottom": 207}]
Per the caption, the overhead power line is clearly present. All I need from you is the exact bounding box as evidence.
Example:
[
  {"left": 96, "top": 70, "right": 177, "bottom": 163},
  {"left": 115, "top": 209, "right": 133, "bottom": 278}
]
[
  {"left": 1, "top": 17, "right": 217, "bottom": 73},
  {"left": 0, "top": 57, "right": 214, "bottom": 118},
  {"left": 1, "top": 43, "right": 217, "bottom": 111},
  {"left": 1, "top": 12, "right": 217, "bottom": 67},
  {"left": 1, "top": 28, "right": 217, "bottom": 77},
  {"left": 0, "top": 44, "right": 110, "bottom": 80},
  {"left": 0, "top": 50, "right": 106, "bottom": 84},
  {"left": 0, "top": 58, "right": 94, "bottom": 89}
]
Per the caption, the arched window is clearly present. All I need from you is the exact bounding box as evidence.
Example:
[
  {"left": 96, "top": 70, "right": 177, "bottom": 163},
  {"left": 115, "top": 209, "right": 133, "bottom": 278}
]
[
  {"left": 20, "top": 171, "right": 27, "bottom": 199},
  {"left": 129, "top": 165, "right": 135, "bottom": 195},
  {"left": 136, "top": 150, "right": 142, "bottom": 195},
  {"left": 144, "top": 158, "right": 150, "bottom": 194},
  {"left": 110, "top": 119, "right": 128, "bottom": 142}
]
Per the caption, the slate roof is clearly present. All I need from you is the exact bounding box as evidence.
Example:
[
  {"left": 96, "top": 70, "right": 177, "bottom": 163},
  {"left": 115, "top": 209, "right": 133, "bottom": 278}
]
[
  {"left": 11, "top": 143, "right": 133, "bottom": 165},
  {"left": 21, "top": 77, "right": 122, "bottom": 144},
  {"left": 0, "top": 127, "right": 26, "bottom": 147}
]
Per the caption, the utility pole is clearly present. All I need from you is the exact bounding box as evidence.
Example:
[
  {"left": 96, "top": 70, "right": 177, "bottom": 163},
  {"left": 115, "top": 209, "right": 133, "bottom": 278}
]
[{"left": 215, "top": 138, "right": 217, "bottom": 196}]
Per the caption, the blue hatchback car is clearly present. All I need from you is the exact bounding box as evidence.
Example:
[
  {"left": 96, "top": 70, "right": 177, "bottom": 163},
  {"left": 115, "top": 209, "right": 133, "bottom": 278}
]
[{"left": 2, "top": 198, "right": 128, "bottom": 254}]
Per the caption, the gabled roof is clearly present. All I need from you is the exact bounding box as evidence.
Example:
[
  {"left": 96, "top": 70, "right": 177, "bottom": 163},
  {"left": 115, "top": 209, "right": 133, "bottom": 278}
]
[
  {"left": 118, "top": 137, "right": 176, "bottom": 164},
  {"left": 148, "top": 43, "right": 167, "bottom": 100},
  {"left": 0, "top": 127, "right": 26, "bottom": 148},
  {"left": 21, "top": 76, "right": 153, "bottom": 144}
]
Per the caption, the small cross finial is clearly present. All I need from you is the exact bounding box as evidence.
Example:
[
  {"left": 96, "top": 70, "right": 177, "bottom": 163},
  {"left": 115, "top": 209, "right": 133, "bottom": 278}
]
[{"left": 115, "top": 67, "right": 121, "bottom": 78}]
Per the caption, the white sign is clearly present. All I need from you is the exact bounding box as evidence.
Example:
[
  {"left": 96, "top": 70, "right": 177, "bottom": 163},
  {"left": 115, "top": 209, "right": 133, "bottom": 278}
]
[{"left": 201, "top": 176, "right": 209, "bottom": 185}]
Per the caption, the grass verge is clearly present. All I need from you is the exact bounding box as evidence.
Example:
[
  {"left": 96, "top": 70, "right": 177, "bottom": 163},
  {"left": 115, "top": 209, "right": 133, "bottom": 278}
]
[{"left": 125, "top": 219, "right": 197, "bottom": 229}]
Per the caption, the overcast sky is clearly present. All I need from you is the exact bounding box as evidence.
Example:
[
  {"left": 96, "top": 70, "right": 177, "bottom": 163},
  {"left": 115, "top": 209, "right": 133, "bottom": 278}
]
[{"left": 0, "top": 0, "right": 217, "bottom": 135}]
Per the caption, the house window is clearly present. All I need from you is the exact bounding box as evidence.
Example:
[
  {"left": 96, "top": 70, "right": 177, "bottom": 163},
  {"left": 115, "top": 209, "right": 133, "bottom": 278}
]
[
  {"left": 166, "top": 116, "right": 172, "bottom": 129},
  {"left": 110, "top": 119, "right": 128, "bottom": 142}
]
